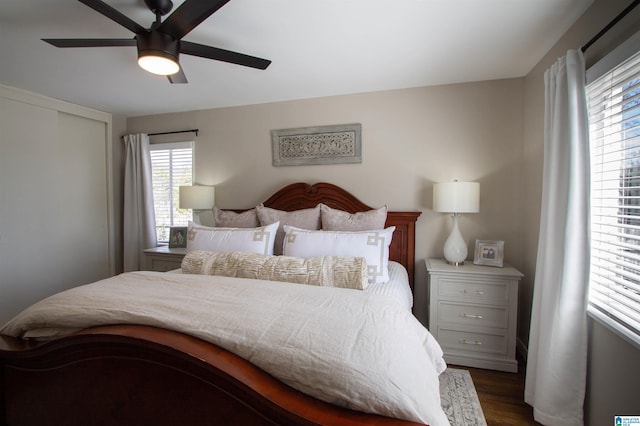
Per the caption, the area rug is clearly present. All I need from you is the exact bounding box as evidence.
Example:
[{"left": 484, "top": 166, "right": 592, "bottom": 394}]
[{"left": 440, "top": 368, "right": 488, "bottom": 426}]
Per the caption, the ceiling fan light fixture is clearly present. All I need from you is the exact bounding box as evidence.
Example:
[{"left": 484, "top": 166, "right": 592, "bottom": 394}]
[
  {"left": 43, "top": 0, "right": 273, "bottom": 84},
  {"left": 138, "top": 53, "right": 179, "bottom": 75},
  {"left": 136, "top": 31, "right": 180, "bottom": 76}
]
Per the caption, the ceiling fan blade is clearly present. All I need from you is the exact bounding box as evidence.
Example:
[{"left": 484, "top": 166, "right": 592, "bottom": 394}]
[
  {"left": 43, "top": 38, "right": 137, "bottom": 48},
  {"left": 180, "top": 41, "right": 271, "bottom": 70},
  {"left": 157, "top": 0, "right": 231, "bottom": 40},
  {"left": 78, "top": 0, "right": 146, "bottom": 34},
  {"left": 168, "top": 67, "right": 188, "bottom": 84}
]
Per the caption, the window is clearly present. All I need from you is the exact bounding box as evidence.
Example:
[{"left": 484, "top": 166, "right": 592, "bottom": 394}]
[
  {"left": 149, "top": 142, "right": 193, "bottom": 242},
  {"left": 587, "top": 43, "right": 640, "bottom": 346}
]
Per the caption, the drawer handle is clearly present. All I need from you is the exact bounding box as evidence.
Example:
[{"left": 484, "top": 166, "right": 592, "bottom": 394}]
[
  {"left": 461, "top": 339, "right": 483, "bottom": 345},
  {"left": 463, "top": 289, "right": 484, "bottom": 295},
  {"left": 461, "top": 313, "right": 483, "bottom": 319}
]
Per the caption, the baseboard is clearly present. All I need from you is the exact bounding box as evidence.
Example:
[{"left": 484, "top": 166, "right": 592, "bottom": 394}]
[{"left": 444, "top": 353, "right": 518, "bottom": 373}]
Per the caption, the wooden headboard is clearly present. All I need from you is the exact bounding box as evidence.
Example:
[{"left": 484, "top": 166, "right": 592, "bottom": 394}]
[{"left": 261, "top": 182, "right": 421, "bottom": 289}]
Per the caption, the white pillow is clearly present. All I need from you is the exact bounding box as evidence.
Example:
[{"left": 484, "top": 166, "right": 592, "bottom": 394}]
[
  {"left": 283, "top": 226, "right": 396, "bottom": 284},
  {"left": 186, "top": 221, "right": 279, "bottom": 255}
]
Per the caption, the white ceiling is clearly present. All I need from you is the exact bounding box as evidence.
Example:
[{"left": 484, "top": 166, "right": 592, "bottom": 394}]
[{"left": 0, "top": 0, "right": 593, "bottom": 117}]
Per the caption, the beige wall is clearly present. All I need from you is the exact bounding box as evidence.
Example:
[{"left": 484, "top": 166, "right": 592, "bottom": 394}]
[
  {"left": 521, "top": 0, "right": 640, "bottom": 424},
  {"left": 127, "top": 79, "right": 525, "bottom": 325}
]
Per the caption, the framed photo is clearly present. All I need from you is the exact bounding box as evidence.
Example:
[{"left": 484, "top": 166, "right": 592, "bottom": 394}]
[
  {"left": 474, "top": 240, "right": 504, "bottom": 267},
  {"left": 168, "top": 226, "right": 188, "bottom": 248}
]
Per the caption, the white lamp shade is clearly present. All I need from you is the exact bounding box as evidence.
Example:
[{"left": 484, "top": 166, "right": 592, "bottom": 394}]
[
  {"left": 179, "top": 186, "right": 215, "bottom": 210},
  {"left": 433, "top": 181, "right": 480, "bottom": 213}
]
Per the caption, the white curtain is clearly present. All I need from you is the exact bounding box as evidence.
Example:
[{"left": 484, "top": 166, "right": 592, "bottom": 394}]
[
  {"left": 123, "top": 133, "right": 157, "bottom": 272},
  {"left": 525, "top": 50, "right": 590, "bottom": 426}
]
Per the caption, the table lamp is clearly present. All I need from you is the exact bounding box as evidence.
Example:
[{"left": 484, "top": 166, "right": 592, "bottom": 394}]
[
  {"left": 433, "top": 181, "right": 480, "bottom": 265},
  {"left": 179, "top": 185, "right": 215, "bottom": 223}
]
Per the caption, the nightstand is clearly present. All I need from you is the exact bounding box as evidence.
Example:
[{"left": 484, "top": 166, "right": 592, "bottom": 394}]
[
  {"left": 426, "top": 258, "right": 523, "bottom": 372},
  {"left": 143, "top": 246, "right": 188, "bottom": 272}
]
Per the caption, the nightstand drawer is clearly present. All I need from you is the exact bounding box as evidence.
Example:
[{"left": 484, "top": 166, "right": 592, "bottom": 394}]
[
  {"left": 149, "top": 259, "right": 182, "bottom": 272},
  {"left": 144, "top": 246, "right": 187, "bottom": 272},
  {"left": 438, "top": 279, "right": 509, "bottom": 305},
  {"left": 438, "top": 302, "right": 508, "bottom": 329},
  {"left": 438, "top": 328, "right": 507, "bottom": 355}
]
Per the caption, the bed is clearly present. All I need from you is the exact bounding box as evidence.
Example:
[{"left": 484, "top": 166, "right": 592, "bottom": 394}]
[{"left": 0, "top": 182, "right": 447, "bottom": 426}]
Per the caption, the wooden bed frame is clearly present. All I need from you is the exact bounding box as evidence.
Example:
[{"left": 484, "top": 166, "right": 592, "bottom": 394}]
[{"left": 0, "top": 182, "right": 423, "bottom": 426}]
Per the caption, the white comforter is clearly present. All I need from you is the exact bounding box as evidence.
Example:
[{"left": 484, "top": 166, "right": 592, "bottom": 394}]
[{"left": 1, "top": 271, "right": 449, "bottom": 425}]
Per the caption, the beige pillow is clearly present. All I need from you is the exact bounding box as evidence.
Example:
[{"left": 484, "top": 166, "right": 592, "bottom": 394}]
[
  {"left": 182, "top": 250, "right": 368, "bottom": 290},
  {"left": 320, "top": 204, "right": 387, "bottom": 231},
  {"left": 213, "top": 207, "right": 259, "bottom": 228},
  {"left": 256, "top": 204, "right": 321, "bottom": 255}
]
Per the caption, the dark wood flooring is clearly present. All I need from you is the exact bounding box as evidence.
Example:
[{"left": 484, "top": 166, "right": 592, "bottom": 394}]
[{"left": 449, "top": 360, "right": 542, "bottom": 426}]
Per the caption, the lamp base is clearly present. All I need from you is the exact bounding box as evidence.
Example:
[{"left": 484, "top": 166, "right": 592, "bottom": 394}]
[{"left": 442, "top": 213, "right": 468, "bottom": 265}]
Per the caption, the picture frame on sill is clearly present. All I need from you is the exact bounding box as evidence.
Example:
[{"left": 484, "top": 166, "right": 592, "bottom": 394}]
[
  {"left": 168, "top": 226, "right": 188, "bottom": 248},
  {"left": 474, "top": 240, "right": 504, "bottom": 267}
]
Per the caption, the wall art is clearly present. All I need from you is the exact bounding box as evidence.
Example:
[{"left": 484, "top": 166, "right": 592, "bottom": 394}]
[{"left": 271, "top": 123, "right": 362, "bottom": 166}]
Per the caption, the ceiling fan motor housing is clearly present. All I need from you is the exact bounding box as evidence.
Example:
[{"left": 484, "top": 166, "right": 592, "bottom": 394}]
[
  {"left": 144, "top": 0, "right": 173, "bottom": 16},
  {"left": 137, "top": 31, "right": 179, "bottom": 64}
]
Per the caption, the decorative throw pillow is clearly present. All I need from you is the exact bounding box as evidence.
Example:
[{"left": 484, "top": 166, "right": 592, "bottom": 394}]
[
  {"left": 213, "top": 207, "right": 259, "bottom": 228},
  {"left": 186, "top": 221, "right": 279, "bottom": 255},
  {"left": 320, "top": 203, "right": 388, "bottom": 231},
  {"left": 182, "top": 250, "right": 368, "bottom": 290},
  {"left": 282, "top": 225, "right": 396, "bottom": 284},
  {"left": 256, "top": 204, "right": 322, "bottom": 255}
]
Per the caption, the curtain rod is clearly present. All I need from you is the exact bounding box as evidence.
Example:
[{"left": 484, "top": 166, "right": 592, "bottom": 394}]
[
  {"left": 148, "top": 129, "right": 199, "bottom": 137},
  {"left": 581, "top": 0, "right": 639, "bottom": 52}
]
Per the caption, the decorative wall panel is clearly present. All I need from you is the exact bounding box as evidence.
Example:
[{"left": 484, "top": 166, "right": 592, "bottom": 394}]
[{"left": 271, "top": 123, "right": 361, "bottom": 166}]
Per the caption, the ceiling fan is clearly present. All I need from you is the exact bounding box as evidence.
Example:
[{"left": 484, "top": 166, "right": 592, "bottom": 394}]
[{"left": 43, "top": 0, "right": 271, "bottom": 84}]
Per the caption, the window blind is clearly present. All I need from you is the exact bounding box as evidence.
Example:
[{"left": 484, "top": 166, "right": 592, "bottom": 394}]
[
  {"left": 149, "top": 142, "right": 193, "bottom": 242},
  {"left": 587, "top": 48, "right": 640, "bottom": 343}
]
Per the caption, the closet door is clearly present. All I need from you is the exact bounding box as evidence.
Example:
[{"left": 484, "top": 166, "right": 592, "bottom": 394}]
[
  {"left": 0, "top": 89, "right": 112, "bottom": 325},
  {"left": 53, "top": 112, "right": 111, "bottom": 285}
]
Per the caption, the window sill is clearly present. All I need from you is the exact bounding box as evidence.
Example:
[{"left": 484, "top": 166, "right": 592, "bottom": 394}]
[{"left": 587, "top": 306, "right": 640, "bottom": 351}]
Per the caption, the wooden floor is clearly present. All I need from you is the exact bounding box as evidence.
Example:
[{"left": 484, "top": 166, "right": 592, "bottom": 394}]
[{"left": 449, "top": 360, "right": 542, "bottom": 426}]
